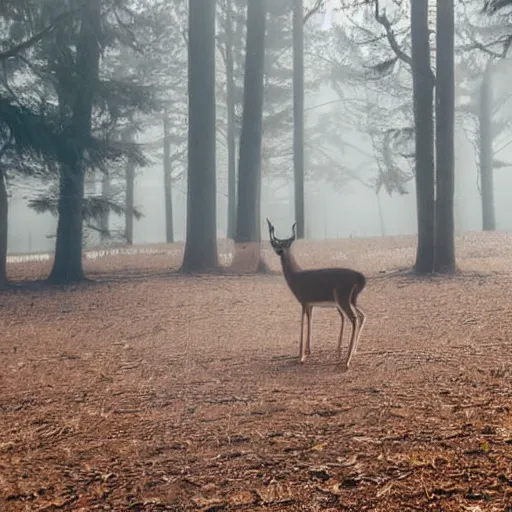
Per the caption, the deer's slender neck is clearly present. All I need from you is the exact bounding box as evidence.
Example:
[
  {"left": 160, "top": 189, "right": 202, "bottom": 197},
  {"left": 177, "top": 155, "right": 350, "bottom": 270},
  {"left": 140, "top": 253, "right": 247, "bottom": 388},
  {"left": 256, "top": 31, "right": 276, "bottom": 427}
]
[{"left": 280, "top": 248, "right": 301, "bottom": 287}]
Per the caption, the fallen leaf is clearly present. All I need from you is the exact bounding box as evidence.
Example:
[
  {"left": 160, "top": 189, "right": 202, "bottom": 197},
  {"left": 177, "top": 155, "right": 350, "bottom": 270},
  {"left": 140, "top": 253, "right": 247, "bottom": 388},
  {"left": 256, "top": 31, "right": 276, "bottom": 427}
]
[
  {"left": 376, "top": 481, "right": 393, "bottom": 498},
  {"left": 191, "top": 495, "right": 226, "bottom": 510},
  {"left": 229, "top": 490, "right": 256, "bottom": 506},
  {"left": 480, "top": 440, "right": 490, "bottom": 453},
  {"left": 309, "top": 466, "right": 331, "bottom": 481},
  {"left": 337, "top": 454, "right": 358, "bottom": 467}
]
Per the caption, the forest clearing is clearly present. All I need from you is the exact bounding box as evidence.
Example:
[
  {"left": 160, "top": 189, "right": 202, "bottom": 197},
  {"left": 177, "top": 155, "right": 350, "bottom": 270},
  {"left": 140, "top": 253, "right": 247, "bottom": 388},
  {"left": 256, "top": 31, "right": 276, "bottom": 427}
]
[
  {"left": 2, "top": 0, "right": 512, "bottom": 509},
  {"left": 1, "top": 233, "right": 512, "bottom": 511}
]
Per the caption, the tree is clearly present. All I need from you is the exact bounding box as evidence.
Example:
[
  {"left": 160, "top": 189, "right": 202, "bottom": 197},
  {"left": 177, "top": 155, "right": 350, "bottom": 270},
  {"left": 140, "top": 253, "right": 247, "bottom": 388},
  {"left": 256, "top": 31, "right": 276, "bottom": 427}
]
[
  {"left": 99, "top": 169, "right": 111, "bottom": 243},
  {"left": 479, "top": 60, "right": 495, "bottom": 231},
  {"left": 0, "top": 2, "right": 70, "bottom": 288},
  {"left": 163, "top": 109, "right": 174, "bottom": 243},
  {"left": 181, "top": 0, "right": 218, "bottom": 272},
  {"left": 220, "top": 0, "right": 238, "bottom": 239},
  {"left": 293, "top": 0, "right": 305, "bottom": 238},
  {"left": 310, "top": 0, "right": 454, "bottom": 272},
  {"left": 335, "top": 0, "right": 433, "bottom": 271},
  {"left": 434, "top": 0, "right": 456, "bottom": 274},
  {"left": 324, "top": 1, "right": 459, "bottom": 272},
  {"left": 314, "top": 8, "right": 415, "bottom": 195},
  {"left": 0, "top": 132, "right": 10, "bottom": 288},
  {"left": 30, "top": 0, "right": 156, "bottom": 278},
  {"left": 235, "top": 0, "right": 266, "bottom": 249},
  {"left": 0, "top": 116, "right": 53, "bottom": 289},
  {"left": 410, "top": 0, "right": 435, "bottom": 273},
  {"left": 48, "top": 0, "right": 102, "bottom": 283},
  {"left": 126, "top": 0, "right": 187, "bottom": 246},
  {"left": 0, "top": 1, "right": 152, "bottom": 284},
  {"left": 122, "top": 125, "right": 137, "bottom": 246},
  {"left": 216, "top": 0, "right": 323, "bottom": 242},
  {"left": 458, "top": 3, "right": 512, "bottom": 231}
]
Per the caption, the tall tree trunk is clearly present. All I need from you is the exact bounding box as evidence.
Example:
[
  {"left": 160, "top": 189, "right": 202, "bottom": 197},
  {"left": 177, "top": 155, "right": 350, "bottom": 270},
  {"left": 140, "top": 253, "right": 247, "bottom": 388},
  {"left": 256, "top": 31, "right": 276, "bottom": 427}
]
[
  {"left": 163, "top": 109, "right": 174, "bottom": 243},
  {"left": 434, "top": 0, "right": 456, "bottom": 274},
  {"left": 410, "top": 0, "right": 435, "bottom": 274},
  {"left": 293, "top": 0, "right": 305, "bottom": 239},
  {"left": 100, "top": 170, "right": 110, "bottom": 243},
  {"left": 181, "top": 0, "right": 218, "bottom": 272},
  {"left": 0, "top": 166, "right": 7, "bottom": 289},
  {"left": 235, "top": 0, "right": 266, "bottom": 244},
  {"left": 49, "top": 0, "right": 101, "bottom": 284},
  {"left": 230, "top": 0, "right": 267, "bottom": 273},
  {"left": 83, "top": 166, "right": 96, "bottom": 248},
  {"left": 479, "top": 60, "right": 495, "bottom": 231},
  {"left": 50, "top": 163, "right": 86, "bottom": 282},
  {"left": 124, "top": 129, "right": 135, "bottom": 246},
  {"left": 225, "top": 0, "right": 237, "bottom": 240},
  {"left": 376, "top": 192, "right": 385, "bottom": 237}
]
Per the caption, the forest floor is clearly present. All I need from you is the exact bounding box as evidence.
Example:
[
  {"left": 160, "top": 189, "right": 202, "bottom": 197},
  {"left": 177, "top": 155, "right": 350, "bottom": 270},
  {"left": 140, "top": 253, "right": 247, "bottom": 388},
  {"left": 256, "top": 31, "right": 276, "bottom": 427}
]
[{"left": 1, "top": 232, "right": 512, "bottom": 511}]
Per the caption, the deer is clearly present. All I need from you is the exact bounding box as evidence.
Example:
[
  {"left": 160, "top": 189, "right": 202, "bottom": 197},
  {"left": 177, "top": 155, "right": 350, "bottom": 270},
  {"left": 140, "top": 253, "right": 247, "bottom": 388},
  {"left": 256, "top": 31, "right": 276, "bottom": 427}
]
[{"left": 267, "top": 218, "right": 367, "bottom": 370}]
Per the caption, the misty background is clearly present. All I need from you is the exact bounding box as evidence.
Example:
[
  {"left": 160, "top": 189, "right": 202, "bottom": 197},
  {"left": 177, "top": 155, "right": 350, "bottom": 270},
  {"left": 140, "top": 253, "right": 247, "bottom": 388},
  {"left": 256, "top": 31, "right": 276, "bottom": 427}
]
[{"left": 5, "top": 0, "right": 512, "bottom": 254}]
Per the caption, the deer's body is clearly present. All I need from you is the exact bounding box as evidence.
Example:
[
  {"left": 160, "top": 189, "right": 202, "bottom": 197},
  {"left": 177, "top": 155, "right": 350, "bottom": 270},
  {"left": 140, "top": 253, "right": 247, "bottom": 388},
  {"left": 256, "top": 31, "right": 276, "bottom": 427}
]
[
  {"left": 280, "top": 252, "right": 366, "bottom": 305},
  {"left": 267, "top": 219, "right": 366, "bottom": 369}
]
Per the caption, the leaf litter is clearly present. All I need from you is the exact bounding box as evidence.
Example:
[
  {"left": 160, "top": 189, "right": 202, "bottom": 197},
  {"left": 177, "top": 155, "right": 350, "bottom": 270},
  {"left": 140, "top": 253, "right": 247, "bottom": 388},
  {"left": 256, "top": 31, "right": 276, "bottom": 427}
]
[{"left": 1, "top": 232, "right": 512, "bottom": 510}]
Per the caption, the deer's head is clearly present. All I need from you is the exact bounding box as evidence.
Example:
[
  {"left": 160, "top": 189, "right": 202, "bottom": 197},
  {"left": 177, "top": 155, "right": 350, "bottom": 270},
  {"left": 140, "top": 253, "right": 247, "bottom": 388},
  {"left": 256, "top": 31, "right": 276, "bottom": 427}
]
[{"left": 267, "top": 218, "right": 296, "bottom": 256}]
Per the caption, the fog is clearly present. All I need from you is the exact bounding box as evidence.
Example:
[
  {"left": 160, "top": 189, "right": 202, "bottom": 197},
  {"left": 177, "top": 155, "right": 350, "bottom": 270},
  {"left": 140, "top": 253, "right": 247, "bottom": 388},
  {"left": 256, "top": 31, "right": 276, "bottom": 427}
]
[
  {"left": 8, "top": 110, "right": 512, "bottom": 254},
  {"left": 6, "top": 2, "right": 512, "bottom": 255},
  {"left": 12, "top": 131, "right": 512, "bottom": 255}
]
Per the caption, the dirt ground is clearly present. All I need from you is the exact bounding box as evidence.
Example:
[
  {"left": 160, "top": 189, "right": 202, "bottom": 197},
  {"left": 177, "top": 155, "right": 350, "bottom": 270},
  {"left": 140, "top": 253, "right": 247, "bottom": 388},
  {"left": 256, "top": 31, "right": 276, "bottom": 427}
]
[{"left": 1, "top": 232, "right": 512, "bottom": 511}]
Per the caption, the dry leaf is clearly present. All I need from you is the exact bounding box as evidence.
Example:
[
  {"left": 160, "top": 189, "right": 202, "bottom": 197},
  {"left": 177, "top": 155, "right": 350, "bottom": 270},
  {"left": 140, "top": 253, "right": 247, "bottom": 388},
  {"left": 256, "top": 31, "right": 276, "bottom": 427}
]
[
  {"left": 191, "top": 496, "right": 226, "bottom": 509},
  {"left": 337, "top": 454, "right": 358, "bottom": 467},
  {"left": 309, "top": 466, "right": 331, "bottom": 481},
  {"left": 229, "top": 490, "right": 256, "bottom": 506},
  {"left": 376, "top": 481, "right": 394, "bottom": 498},
  {"left": 4, "top": 235, "right": 512, "bottom": 512}
]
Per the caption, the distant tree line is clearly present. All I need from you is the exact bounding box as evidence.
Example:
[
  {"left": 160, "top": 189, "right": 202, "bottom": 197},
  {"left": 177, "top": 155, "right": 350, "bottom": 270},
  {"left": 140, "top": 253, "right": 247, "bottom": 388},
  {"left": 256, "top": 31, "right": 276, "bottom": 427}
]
[{"left": 1, "top": 0, "right": 511, "bottom": 288}]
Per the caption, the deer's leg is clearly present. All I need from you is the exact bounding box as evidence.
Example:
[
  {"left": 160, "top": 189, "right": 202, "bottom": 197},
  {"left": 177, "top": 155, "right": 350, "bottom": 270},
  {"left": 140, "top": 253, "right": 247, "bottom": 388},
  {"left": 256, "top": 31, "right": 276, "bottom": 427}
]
[
  {"left": 335, "top": 307, "right": 346, "bottom": 359},
  {"left": 299, "top": 305, "right": 307, "bottom": 363},
  {"left": 333, "top": 289, "right": 349, "bottom": 360},
  {"left": 352, "top": 305, "right": 366, "bottom": 356},
  {"left": 344, "top": 308, "right": 359, "bottom": 370},
  {"left": 305, "top": 306, "right": 313, "bottom": 356},
  {"left": 335, "top": 287, "right": 358, "bottom": 370}
]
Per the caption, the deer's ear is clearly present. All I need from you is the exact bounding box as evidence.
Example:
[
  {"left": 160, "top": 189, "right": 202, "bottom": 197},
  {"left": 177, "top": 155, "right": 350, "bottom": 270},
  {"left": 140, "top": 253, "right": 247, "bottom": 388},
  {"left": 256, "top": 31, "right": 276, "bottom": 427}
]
[
  {"left": 266, "top": 218, "right": 275, "bottom": 239},
  {"left": 291, "top": 223, "right": 297, "bottom": 239}
]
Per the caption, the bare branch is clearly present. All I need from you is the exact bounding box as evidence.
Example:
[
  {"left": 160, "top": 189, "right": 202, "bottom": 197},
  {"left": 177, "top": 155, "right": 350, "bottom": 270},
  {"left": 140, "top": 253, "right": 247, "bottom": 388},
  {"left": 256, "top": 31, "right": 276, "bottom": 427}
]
[
  {"left": 494, "top": 134, "right": 512, "bottom": 155},
  {"left": 483, "top": 0, "right": 512, "bottom": 14},
  {"left": 373, "top": 0, "right": 413, "bottom": 67},
  {"left": 458, "top": 37, "right": 512, "bottom": 58},
  {"left": 303, "top": 0, "right": 324, "bottom": 25}
]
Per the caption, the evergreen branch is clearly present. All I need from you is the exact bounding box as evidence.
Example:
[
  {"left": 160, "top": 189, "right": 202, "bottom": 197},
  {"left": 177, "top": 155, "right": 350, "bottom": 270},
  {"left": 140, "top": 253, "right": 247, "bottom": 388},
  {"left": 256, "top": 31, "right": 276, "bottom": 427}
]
[
  {"left": 0, "top": 127, "right": 13, "bottom": 158},
  {"left": 0, "top": 9, "right": 76, "bottom": 62}
]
